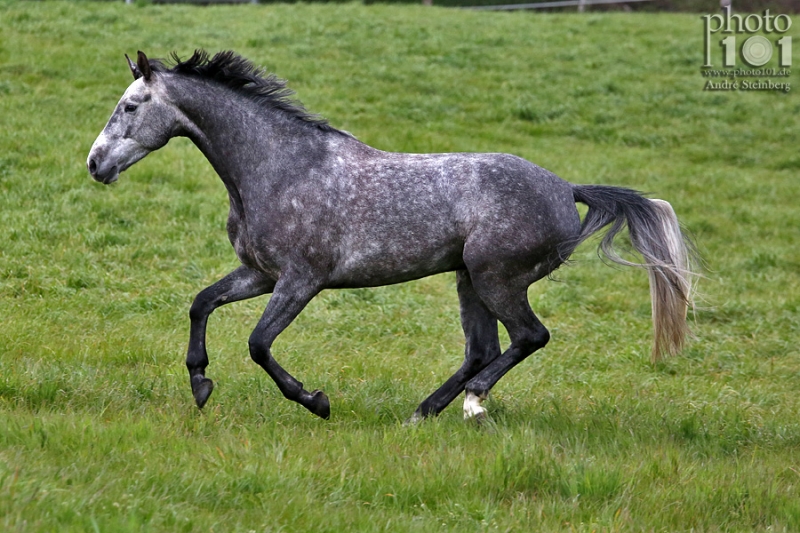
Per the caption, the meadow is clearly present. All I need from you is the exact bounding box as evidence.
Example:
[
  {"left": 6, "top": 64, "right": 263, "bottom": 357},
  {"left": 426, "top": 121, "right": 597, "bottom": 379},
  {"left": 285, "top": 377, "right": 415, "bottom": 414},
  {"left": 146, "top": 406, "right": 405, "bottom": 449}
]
[{"left": 1, "top": 1, "right": 799, "bottom": 531}]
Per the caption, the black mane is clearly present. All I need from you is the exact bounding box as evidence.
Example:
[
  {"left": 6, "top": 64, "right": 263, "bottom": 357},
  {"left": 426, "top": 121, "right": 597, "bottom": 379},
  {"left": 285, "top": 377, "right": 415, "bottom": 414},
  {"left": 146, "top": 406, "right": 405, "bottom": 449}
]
[{"left": 151, "top": 49, "right": 343, "bottom": 134}]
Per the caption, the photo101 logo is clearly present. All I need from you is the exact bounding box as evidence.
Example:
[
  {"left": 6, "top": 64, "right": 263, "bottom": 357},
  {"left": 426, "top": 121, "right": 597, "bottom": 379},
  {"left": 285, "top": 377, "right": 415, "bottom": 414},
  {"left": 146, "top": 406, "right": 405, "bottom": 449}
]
[{"left": 702, "top": 9, "right": 792, "bottom": 93}]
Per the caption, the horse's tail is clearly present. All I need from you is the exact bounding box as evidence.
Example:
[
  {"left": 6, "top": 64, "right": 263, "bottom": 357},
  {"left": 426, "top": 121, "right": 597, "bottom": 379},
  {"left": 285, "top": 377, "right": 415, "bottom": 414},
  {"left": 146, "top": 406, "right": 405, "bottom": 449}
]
[{"left": 571, "top": 184, "right": 697, "bottom": 363}]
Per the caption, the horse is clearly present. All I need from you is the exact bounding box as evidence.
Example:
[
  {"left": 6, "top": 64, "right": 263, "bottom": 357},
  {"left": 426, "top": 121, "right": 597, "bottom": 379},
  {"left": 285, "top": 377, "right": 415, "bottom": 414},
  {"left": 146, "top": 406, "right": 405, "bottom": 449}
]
[{"left": 87, "top": 50, "right": 696, "bottom": 422}]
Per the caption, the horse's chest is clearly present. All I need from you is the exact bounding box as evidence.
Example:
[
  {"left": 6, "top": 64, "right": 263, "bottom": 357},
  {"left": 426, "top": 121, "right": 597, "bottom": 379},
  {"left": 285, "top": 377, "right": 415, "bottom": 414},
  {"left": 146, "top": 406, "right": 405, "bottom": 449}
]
[
  {"left": 227, "top": 211, "right": 250, "bottom": 260},
  {"left": 226, "top": 208, "right": 277, "bottom": 274}
]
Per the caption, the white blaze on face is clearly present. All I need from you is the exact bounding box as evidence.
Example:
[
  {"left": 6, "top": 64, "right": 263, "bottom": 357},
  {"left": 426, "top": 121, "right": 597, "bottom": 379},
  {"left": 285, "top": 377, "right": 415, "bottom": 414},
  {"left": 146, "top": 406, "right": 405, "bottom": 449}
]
[
  {"left": 463, "top": 391, "right": 487, "bottom": 420},
  {"left": 90, "top": 78, "right": 147, "bottom": 148},
  {"left": 87, "top": 78, "right": 155, "bottom": 184}
]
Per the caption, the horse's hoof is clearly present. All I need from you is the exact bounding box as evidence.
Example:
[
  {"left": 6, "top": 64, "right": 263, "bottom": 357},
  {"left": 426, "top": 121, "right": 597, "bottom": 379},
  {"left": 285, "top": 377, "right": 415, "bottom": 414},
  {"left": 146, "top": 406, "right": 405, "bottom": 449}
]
[
  {"left": 404, "top": 411, "right": 425, "bottom": 426},
  {"left": 308, "top": 389, "right": 330, "bottom": 420},
  {"left": 192, "top": 378, "right": 214, "bottom": 409},
  {"left": 468, "top": 410, "right": 488, "bottom": 425}
]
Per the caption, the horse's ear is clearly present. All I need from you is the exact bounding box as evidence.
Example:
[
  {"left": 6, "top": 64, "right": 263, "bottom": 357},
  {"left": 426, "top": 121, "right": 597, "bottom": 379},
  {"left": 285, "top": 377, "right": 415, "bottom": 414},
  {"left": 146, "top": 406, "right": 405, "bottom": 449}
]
[
  {"left": 125, "top": 53, "right": 142, "bottom": 80},
  {"left": 136, "top": 50, "right": 152, "bottom": 82}
]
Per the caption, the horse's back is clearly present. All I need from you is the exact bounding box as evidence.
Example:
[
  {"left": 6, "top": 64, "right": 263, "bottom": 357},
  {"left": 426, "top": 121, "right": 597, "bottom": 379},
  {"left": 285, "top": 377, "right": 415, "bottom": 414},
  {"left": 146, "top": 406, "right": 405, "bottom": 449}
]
[{"left": 328, "top": 148, "right": 581, "bottom": 286}]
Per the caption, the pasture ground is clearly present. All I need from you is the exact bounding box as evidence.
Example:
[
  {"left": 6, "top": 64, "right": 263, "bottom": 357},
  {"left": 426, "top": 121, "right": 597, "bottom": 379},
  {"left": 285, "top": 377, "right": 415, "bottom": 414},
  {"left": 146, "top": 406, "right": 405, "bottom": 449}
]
[{"left": 1, "top": 1, "right": 799, "bottom": 531}]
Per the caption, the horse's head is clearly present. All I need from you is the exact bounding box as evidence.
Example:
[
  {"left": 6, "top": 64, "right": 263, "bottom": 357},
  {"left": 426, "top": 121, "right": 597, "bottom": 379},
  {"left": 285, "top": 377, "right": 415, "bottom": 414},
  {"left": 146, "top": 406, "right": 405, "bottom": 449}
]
[{"left": 87, "top": 51, "right": 178, "bottom": 184}]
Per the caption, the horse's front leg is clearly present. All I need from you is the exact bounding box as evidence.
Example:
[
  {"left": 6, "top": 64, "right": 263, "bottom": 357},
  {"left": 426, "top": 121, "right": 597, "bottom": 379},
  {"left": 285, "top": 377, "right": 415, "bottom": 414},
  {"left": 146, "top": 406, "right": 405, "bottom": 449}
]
[
  {"left": 247, "top": 268, "right": 330, "bottom": 419},
  {"left": 187, "top": 265, "right": 275, "bottom": 408}
]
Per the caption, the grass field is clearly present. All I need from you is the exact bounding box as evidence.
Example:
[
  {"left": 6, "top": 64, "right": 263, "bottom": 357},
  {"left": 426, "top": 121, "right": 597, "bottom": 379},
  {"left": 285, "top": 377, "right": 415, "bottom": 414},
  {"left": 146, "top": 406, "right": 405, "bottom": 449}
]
[{"left": 1, "top": 1, "right": 799, "bottom": 531}]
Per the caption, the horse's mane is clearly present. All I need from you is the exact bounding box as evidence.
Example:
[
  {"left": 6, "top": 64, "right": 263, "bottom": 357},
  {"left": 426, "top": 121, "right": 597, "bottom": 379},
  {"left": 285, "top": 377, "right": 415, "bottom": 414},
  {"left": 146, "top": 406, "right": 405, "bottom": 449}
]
[{"left": 150, "top": 49, "right": 344, "bottom": 135}]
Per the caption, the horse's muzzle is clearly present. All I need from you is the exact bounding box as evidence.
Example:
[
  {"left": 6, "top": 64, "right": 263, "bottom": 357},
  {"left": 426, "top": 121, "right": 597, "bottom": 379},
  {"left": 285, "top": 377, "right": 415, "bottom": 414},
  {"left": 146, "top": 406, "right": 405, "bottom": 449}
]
[{"left": 87, "top": 157, "right": 119, "bottom": 184}]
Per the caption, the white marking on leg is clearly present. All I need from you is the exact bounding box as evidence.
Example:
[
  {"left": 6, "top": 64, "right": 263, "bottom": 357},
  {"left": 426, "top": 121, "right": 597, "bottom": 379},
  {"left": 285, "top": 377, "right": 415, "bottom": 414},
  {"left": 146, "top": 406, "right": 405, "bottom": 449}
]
[
  {"left": 463, "top": 391, "right": 487, "bottom": 420},
  {"left": 404, "top": 411, "right": 424, "bottom": 426}
]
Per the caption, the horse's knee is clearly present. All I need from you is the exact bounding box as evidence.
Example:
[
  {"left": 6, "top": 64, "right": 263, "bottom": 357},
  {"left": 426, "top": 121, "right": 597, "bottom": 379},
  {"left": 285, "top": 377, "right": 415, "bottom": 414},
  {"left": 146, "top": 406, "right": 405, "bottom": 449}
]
[
  {"left": 248, "top": 331, "right": 269, "bottom": 364},
  {"left": 189, "top": 292, "right": 213, "bottom": 322}
]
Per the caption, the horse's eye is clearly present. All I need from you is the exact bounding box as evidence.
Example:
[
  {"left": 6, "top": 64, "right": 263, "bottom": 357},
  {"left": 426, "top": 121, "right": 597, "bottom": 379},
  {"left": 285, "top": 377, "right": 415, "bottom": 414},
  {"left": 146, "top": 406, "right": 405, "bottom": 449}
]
[{"left": 124, "top": 104, "right": 138, "bottom": 113}]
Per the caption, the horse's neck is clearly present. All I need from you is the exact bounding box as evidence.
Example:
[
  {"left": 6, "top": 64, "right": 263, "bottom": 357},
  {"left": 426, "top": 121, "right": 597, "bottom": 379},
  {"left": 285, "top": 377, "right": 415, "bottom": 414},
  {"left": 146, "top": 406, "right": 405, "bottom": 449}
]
[{"left": 169, "top": 79, "right": 328, "bottom": 188}]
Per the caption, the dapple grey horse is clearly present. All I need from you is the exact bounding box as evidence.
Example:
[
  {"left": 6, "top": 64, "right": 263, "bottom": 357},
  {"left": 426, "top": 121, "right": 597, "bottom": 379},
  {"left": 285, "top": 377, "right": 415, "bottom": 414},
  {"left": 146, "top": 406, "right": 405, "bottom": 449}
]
[{"left": 87, "top": 50, "right": 696, "bottom": 422}]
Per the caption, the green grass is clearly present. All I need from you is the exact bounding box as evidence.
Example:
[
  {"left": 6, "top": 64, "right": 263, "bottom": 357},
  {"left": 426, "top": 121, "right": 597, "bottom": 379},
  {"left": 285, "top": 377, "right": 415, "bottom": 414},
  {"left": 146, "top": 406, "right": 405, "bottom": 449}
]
[{"left": 1, "top": 1, "right": 799, "bottom": 531}]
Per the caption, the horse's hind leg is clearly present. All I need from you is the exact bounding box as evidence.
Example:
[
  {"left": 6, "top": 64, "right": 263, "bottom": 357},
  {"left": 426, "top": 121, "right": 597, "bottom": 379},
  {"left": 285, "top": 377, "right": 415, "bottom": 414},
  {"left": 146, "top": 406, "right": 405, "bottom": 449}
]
[
  {"left": 408, "top": 270, "right": 501, "bottom": 422},
  {"left": 247, "top": 269, "right": 330, "bottom": 419},
  {"left": 463, "top": 274, "right": 550, "bottom": 420},
  {"left": 187, "top": 265, "right": 275, "bottom": 409}
]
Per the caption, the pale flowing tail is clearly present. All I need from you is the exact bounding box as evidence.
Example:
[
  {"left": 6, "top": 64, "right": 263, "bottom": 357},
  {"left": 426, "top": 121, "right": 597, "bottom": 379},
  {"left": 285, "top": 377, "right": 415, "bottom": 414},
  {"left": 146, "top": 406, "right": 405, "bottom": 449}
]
[{"left": 571, "top": 185, "right": 697, "bottom": 362}]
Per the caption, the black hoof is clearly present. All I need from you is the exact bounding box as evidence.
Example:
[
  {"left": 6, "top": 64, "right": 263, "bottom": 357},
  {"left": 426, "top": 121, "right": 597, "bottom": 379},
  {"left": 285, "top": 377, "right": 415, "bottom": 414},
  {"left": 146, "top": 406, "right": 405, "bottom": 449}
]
[
  {"left": 307, "top": 389, "right": 330, "bottom": 420},
  {"left": 192, "top": 378, "right": 214, "bottom": 409}
]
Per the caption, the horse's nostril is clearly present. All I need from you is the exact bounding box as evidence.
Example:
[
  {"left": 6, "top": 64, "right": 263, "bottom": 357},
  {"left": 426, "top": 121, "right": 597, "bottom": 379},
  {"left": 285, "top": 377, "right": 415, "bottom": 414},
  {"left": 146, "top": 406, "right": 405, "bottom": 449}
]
[{"left": 89, "top": 159, "right": 97, "bottom": 175}]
